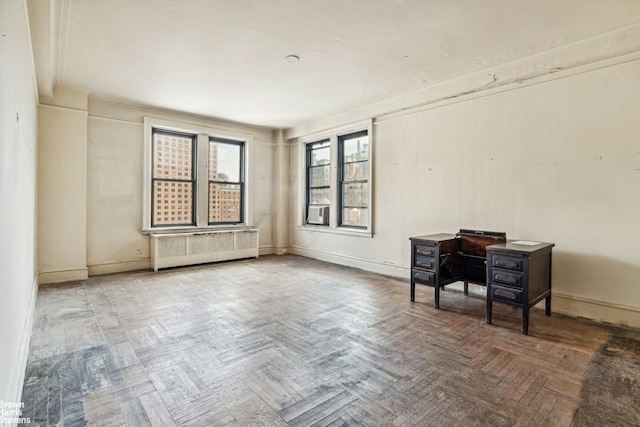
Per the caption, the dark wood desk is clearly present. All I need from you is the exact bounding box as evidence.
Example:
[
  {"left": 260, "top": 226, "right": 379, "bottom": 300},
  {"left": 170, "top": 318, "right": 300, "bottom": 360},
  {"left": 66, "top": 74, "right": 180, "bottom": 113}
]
[
  {"left": 409, "top": 233, "right": 462, "bottom": 309},
  {"left": 486, "top": 241, "right": 554, "bottom": 335},
  {"left": 410, "top": 231, "right": 554, "bottom": 334}
]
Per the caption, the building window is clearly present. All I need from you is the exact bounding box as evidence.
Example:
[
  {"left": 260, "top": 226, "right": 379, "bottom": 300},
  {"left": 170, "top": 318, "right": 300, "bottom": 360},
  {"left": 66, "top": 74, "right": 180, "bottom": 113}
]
[
  {"left": 151, "top": 130, "right": 196, "bottom": 227},
  {"left": 143, "top": 118, "right": 251, "bottom": 231},
  {"left": 339, "top": 130, "right": 369, "bottom": 228},
  {"left": 306, "top": 139, "right": 331, "bottom": 224},
  {"left": 208, "top": 138, "right": 244, "bottom": 224},
  {"left": 300, "top": 121, "right": 372, "bottom": 234}
]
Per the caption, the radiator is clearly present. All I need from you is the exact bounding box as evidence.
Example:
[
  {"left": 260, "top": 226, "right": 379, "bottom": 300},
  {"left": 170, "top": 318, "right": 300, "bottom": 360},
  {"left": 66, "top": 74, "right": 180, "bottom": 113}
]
[{"left": 150, "top": 229, "right": 259, "bottom": 271}]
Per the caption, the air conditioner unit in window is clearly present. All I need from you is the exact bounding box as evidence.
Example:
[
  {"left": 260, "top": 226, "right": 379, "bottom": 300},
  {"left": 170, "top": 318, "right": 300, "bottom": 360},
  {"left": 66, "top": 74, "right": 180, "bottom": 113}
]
[{"left": 307, "top": 206, "right": 329, "bottom": 225}]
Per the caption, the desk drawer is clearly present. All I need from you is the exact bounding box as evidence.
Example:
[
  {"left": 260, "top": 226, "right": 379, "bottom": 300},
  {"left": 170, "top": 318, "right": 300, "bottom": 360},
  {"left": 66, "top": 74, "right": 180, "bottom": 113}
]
[
  {"left": 414, "top": 255, "right": 436, "bottom": 270},
  {"left": 491, "top": 255, "right": 524, "bottom": 271},
  {"left": 412, "top": 269, "right": 435, "bottom": 286},
  {"left": 490, "top": 269, "right": 523, "bottom": 288},
  {"left": 414, "top": 244, "right": 436, "bottom": 257},
  {"left": 490, "top": 285, "right": 523, "bottom": 304}
]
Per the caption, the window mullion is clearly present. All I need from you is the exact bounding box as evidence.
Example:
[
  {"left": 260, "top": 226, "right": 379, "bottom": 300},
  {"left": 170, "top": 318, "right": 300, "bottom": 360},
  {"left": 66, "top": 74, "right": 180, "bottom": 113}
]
[
  {"left": 196, "top": 133, "right": 209, "bottom": 227},
  {"left": 329, "top": 135, "right": 338, "bottom": 227}
]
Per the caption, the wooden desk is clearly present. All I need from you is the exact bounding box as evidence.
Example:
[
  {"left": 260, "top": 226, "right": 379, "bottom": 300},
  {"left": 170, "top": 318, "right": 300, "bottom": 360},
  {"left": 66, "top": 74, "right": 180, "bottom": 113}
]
[
  {"left": 486, "top": 241, "right": 554, "bottom": 335},
  {"left": 409, "top": 233, "right": 462, "bottom": 309},
  {"left": 410, "top": 231, "right": 554, "bottom": 334}
]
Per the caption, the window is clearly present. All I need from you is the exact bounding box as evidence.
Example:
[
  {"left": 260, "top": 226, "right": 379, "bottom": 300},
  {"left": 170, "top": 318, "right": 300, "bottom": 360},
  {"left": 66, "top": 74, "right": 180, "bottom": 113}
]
[
  {"left": 301, "top": 121, "right": 372, "bottom": 234},
  {"left": 143, "top": 118, "right": 251, "bottom": 231},
  {"left": 151, "top": 130, "right": 196, "bottom": 227},
  {"left": 208, "top": 138, "right": 244, "bottom": 224},
  {"left": 306, "top": 139, "right": 331, "bottom": 224},
  {"left": 339, "top": 131, "right": 369, "bottom": 228}
]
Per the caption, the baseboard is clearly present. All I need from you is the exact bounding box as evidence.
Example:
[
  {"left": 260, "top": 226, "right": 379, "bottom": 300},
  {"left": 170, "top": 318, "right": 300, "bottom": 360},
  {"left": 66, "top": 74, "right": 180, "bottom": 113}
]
[
  {"left": 9, "top": 274, "right": 38, "bottom": 410},
  {"left": 552, "top": 292, "right": 640, "bottom": 329},
  {"left": 38, "top": 267, "right": 88, "bottom": 284},
  {"left": 290, "top": 247, "right": 640, "bottom": 329},
  {"left": 260, "top": 245, "right": 275, "bottom": 256},
  {"left": 289, "top": 246, "right": 409, "bottom": 278},
  {"left": 87, "top": 259, "right": 151, "bottom": 276},
  {"left": 87, "top": 249, "right": 275, "bottom": 277}
]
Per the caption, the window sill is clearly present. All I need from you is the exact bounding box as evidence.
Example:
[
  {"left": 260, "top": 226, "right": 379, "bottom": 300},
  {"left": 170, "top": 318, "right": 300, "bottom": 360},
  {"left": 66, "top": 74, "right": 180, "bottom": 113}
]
[
  {"left": 142, "top": 225, "right": 256, "bottom": 236},
  {"left": 297, "top": 224, "right": 372, "bottom": 238}
]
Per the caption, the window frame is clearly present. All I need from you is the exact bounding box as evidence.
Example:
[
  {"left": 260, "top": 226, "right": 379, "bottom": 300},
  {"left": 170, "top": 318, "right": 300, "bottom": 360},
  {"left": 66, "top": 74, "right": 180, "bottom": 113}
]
[
  {"left": 207, "top": 137, "right": 245, "bottom": 225},
  {"left": 305, "top": 138, "right": 331, "bottom": 225},
  {"left": 338, "top": 130, "right": 369, "bottom": 229},
  {"left": 299, "top": 120, "right": 373, "bottom": 236},
  {"left": 143, "top": 117, "right": 253, "bottom": 233},
  {"left": 150, "top": 129, "right": 198, "bottom": 228}
]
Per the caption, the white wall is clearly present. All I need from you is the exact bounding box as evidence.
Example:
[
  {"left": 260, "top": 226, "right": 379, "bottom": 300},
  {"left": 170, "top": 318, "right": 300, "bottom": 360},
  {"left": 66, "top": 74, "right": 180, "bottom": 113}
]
[
  {"left": 84, "top": 98, "right": 276, "bottom": 275},
  {"left": 38, "top": 88, "right": 89, "bottom": 283},
  {"left": 35, "top": 95, "right": 275, "bottom": 279},
  {"left": 287, "top": 30, "right": 640, "bottom": 327},
  {"left": 0, "top": 0, "right": 39, "bottom": 405}
]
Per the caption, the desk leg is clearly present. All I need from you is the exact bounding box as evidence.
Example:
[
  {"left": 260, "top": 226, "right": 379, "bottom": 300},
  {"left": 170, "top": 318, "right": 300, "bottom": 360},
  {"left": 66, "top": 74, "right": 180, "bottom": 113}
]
[
  {"left": 463, "top": 281, "right": 469, "bottom": 296},
  {"left": 486, "top": 298, "right": 492, "bottom": 325},
  {"left": 410, "top": 280, "right": 415, "bottom": 302},
  {"left": 434, "top": 285, "right": 440, "bottom": 309},
  {"left": 522, "top": 306, "right": 529, "bottom": 335},
  {"left": 545, "top": 295, "right": 551, "bottom": 316}
]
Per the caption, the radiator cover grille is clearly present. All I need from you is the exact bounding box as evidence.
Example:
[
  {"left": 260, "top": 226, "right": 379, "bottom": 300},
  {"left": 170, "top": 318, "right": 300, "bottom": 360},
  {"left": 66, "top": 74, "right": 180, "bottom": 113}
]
[{"left": 150, "top": 229, "right": 259, "bottom": 271}]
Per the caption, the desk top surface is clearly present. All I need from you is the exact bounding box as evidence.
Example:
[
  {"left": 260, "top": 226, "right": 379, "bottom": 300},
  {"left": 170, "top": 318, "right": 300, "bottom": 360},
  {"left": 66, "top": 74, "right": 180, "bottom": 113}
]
[
  {"left": 410, "top": 233, "right": 458, "bottom": 243},
  {"left": 410, "top": 233, "right": 554, "bottom": 253},
  {"left": 487, "top": 241, "right": 555, "bottom": 254}
]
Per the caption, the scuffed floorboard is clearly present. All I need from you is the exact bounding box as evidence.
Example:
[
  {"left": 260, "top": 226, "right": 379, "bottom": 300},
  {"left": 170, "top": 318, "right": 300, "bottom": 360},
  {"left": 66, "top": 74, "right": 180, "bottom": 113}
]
[{"left": 20, "top": 255, "right": 640, "bottom": 426}]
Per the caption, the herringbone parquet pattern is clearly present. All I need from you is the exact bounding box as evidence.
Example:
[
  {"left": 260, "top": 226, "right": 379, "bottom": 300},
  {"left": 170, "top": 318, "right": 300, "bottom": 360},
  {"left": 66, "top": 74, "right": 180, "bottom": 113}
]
[{"left": 21, "top": 255, "right": 640, "bottom": 426}]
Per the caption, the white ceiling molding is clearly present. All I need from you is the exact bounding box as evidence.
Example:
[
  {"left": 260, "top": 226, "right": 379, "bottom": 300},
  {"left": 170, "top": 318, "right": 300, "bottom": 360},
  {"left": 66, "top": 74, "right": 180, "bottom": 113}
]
[
  {"left": 26, "top": 1, "right": 640, "bottom": 128},
  {"left": 27, "top": 0, "right": 72, "bottom": 102},
  {"left": 27, "top": 0, "right": 55, "bottom": 100},
  {"left": 286, "top": 19, "right": 640, "bottom": 139},
  {"left": 56, "top": 0, "right": 72, "bottom": 88}
]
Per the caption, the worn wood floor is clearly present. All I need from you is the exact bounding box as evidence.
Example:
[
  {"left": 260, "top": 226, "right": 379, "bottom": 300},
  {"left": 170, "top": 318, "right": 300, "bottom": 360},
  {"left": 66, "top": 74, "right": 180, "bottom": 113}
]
[{"left": 21, "top": 255, "right": 640, "bottom": 426}]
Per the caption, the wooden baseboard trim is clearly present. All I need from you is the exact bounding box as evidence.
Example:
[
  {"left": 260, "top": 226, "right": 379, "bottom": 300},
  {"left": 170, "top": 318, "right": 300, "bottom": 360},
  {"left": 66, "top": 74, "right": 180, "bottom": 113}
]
[
  {"left": 38, "top": 267, "right": 88, "bottom": 284},
  {"left": 289, "top": 246, "right": 409, "bottom": 278},
  {"left": 87, "top": 259, "right": 151, "bottom": 276},
  {"left": 552, "top": 292, "right": 640, "bottom": 329},
  {"left": 9, "top": 274, "right": 38, "bottom": 406},
  {"left": 290, "top": 247, "right": 640, "bottom": 329}
]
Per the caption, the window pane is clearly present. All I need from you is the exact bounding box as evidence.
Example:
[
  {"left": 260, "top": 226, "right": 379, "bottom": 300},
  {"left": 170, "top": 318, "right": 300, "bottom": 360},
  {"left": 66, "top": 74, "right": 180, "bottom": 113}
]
[
  {"left": 343, "top": 161, "right": 368, "bottom": 181},
  {"left": 342, "top": 207, "right": 368, "bottom": 227},
  {"left": 309, "top": 165, "right": 330, "bottom": 187},
  {"left": 152, "top": 181, "right": 194, "bottom": 225},
  {"left": 309, "top": 188, "right": 330, "bottom": 205},
  {"left": 310, "top": 146, "right": 330, "bottom": 166},
  {"left": 209, "top": 183, "right": 241, "bottom": 223},
  {"left": 210, "top": 141, "right": 241, "bottom": 182},
  {"left": 153, "top": 133, "right": 193, "bottom": 179},
  {"left": 342, "top": 182, "right": 368, "bottom": 208},
  {"left": 342, "top": 135, "right": 368, "bottom": 163}
]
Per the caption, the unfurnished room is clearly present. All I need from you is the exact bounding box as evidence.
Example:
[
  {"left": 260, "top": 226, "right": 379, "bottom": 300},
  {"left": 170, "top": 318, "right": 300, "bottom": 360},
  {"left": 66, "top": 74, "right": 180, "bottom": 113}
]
[{"left": 2, "top": 0, "right": 640, "bottom": 426}]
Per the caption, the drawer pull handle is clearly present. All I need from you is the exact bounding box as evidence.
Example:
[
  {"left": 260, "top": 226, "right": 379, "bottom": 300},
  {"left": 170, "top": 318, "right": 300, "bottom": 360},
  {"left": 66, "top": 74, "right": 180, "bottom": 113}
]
[
  {"left": 417, "top": 249, "right": 434, "bottom": 256},
  {"left": 417, "top": 261, "right": 434, "bottom": 268},
  {"left": 495, "top": 259, "right": 518, "bottom": 269},
  {"left": 495, "top": 274, "right": 518, "bottom": 284},
  {"left": 495, "top": 290, "right": 517, "bottom": 300}
]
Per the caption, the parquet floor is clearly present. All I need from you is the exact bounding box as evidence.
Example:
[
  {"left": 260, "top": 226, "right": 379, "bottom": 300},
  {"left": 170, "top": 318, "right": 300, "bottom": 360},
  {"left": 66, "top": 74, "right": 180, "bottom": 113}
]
[{"left": 21, "top": 255, "right": 640, "bottom": 426}]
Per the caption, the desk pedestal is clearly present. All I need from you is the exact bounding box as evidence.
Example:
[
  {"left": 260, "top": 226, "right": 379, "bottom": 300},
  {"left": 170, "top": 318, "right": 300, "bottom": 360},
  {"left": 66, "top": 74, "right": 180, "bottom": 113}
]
[{"left": 486, "top": 242, "right": 554, "bottom": 335}]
